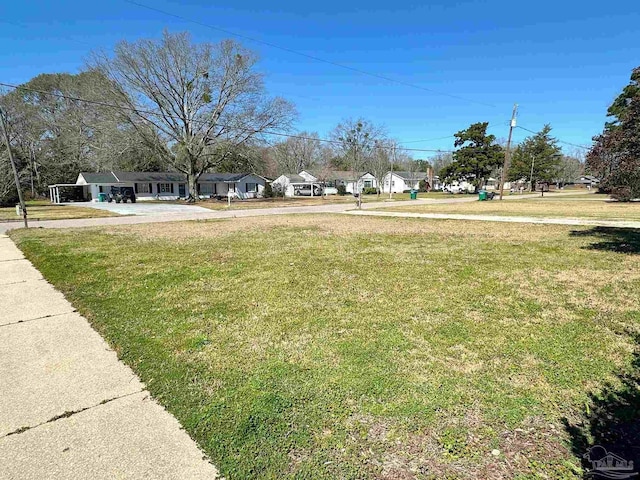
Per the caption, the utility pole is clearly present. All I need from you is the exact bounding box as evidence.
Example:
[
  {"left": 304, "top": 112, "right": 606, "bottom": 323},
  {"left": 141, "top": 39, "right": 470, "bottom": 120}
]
[
  {"left": 389, "top": 143, "right": 395, "bottom": 200},
  {"left": 529, "top": 153, "right": 536, "bottom": 193},
  {"left": 0, "top": 107, "right": 28, "bottom": 228},
  {"left": 499, "top": 103, "right": 518, "bottom": 200}
]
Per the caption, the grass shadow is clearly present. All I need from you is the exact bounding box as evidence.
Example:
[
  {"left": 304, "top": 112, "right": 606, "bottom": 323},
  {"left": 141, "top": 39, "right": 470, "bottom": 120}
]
[
  {"left": 570, "top": 227, "right": 640, "bottom": 254},
  {"left": 563, "top": 332, "right": 640, "bottom": 478}
]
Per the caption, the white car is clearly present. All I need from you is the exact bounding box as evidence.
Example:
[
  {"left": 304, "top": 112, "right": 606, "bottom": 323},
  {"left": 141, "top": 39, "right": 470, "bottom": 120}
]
[{"left": 443, "top": 184, "right": 465, "bottom": 194}]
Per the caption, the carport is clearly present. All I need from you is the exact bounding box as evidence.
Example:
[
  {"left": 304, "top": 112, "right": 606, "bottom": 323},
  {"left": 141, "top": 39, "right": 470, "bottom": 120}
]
[{"left": 48, "top": 184, "right": 90, "bottom": 204}]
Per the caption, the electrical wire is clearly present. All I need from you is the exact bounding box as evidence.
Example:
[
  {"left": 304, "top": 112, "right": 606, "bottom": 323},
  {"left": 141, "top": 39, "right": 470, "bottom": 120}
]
[
  {"left": 0, "top": 82, "right": 454, "bottom": 153},
  {"left": 123, "top": 0, "right": 497, "bottom": 108},
  {"left": 516, "top": 125, "right": 591, "bottom": 150}
]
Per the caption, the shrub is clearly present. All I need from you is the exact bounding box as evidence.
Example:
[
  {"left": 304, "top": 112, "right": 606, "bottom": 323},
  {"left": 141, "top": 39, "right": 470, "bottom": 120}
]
[
  {"left": 262, "top": 182, "right": 274, "bottom": 198},
  {"left": 362, "top": 187, "right": 377, "bottom": 195},
  {"left": 337, "top": 185, "right": 347, "bottom": 195},
  {"left": 611, "top": 186, "right": 633, "bottom": 202},
  {"left": 418, "top": 180, "right": 430, "bottom": 192}
]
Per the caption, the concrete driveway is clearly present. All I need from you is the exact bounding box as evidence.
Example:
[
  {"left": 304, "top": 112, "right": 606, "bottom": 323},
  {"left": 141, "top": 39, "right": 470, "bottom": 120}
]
[{"left": 67, "top": 201, "right": 211, "bottom": 216}]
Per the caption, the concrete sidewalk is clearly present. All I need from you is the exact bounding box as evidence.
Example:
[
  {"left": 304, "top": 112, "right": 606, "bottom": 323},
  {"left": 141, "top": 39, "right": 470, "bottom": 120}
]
[{"left": 0, "top": 235, "right": 219, "bottom": 479}]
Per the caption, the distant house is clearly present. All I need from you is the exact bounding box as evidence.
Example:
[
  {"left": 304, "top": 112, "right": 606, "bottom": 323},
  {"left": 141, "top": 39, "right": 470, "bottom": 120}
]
[
  {"left": 576, "top": 175, "right": 600, "bottom": 189},
  {"left": 315, "top": 171, "right": 376, "bottom": 194},
  {"left": 48, "top": 171, "right": 267, "bottom": 203},
  {"left": 271, "top": 174, "right": 323, "bottom": 197},
  {"left": 381, "top": 171, "right": 428, "bottom": 193},
  {"left": 273, "top": 170, "right": 377, "bottom": 197}
]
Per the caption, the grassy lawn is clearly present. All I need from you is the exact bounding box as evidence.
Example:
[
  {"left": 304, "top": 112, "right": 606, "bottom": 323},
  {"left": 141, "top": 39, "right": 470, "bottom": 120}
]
[
  {"left": 10, "top": 216, "right": 640, "bottom": 479},
  {"left": 383, "top": 194, "right": 640, "bottom": 221},
  {"left": 0, "top": 200, "right": 119, "bottom": 221},
  {"left": 195, "top": 192, "right": 448, "bottom": 210}
]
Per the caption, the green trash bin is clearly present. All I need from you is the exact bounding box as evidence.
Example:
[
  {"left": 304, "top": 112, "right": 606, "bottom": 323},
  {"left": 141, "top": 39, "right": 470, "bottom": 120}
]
[
  {"left": 98, "top": 193, "right": 107, "bottom": 202},
  {"left": 478, "top": 190, "right": 487, "bottom": 201},
  {"left": 410, "top": 190, "right": 418, "bottom": 200}
]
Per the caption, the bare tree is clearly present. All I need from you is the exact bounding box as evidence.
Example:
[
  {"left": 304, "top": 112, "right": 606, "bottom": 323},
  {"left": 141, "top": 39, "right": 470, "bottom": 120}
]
[
  {"left": 369, "top": 139, "right": 394, "bottom": 199},
  {"left": 430, "top": 151, "right": 453, "bottom": 176},
  {"left": 310, "top": 146, "right": 335, "bottom": 198},
  {"left": 92, "top": 31, "right": 296, "bottom": 200},
  {"left": 330, "top": 118, "right": 384, "bottom": 206},
  {"left": 271, "top": 132, "right": 321, "bottom": 174}
]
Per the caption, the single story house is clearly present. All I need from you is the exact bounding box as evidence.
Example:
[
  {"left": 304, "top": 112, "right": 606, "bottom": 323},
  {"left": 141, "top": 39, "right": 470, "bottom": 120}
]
[
  {"left": 576, "top": 175, "right": 600, "bottom": 188},
  {"left": 48, "top": 171, "right": 267, "bottom": 203},
  {"left": 271, "top": 174, "right": 324, "bottom": 197},
  {"left": 381, "top": 171, "right": 429, "bottom": 193},
  {"left": 299, "top": 170, "right": 377, "bottom": 194}
]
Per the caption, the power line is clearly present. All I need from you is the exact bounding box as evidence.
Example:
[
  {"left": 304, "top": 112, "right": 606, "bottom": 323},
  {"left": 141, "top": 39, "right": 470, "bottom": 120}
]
[
  {"left": 0, "top": 81, "right": 454, "bottom": 153},
  {"left": 400, "top": 134, "right": 455, "bottom": 144},
  {"left": 123, "top": 0, "right": 497, "bottom": 108},
  {"left": 400, "top": 122, "right": 510, "bottom": 144},
  {"left": 515, "top": 125, "right": 591, "bottom": 150}
]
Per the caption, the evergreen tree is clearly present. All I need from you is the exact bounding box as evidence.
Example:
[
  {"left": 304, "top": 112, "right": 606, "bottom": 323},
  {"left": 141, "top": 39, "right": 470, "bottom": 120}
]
[
  {"left": 439, "top": 122, "right": 503, "bottom": 192},
  {"left": 508, "top": 124, "right": 562, "bottom": 187}
]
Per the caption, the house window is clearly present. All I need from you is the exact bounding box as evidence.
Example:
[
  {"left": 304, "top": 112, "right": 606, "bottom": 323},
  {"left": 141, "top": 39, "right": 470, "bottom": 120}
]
[
  {"left": 364, "top": 180, "right": 373, "bottom": 188},
  {"left": 391, "top": 181, "right": 395, "bottom": 186},
  {"left": 159, "top": 183, "right": 173, "bottom": 193},
  {"left": 135, "top": 183, "right": 150, "bottom": 194},
  {"left": 246, "top": 182, "right": 258, "bottom": 192},
  {"left": 199, "top": 183, "right": 216, "bottom": 195},
  {"left": 98, "top": 185, "right": 104, "bottom": 193}
]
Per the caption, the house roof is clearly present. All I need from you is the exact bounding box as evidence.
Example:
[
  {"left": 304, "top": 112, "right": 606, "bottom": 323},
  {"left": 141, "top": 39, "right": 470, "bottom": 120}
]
[
  {"left": 79, "top": 172, "right": 119, "bottom": 183},
  {"left": 78, "top": 171, "right": 261, "bottom": 184},
  {"left": 113, "top": 171, "right": 186, "bottom": 182},
  {"left": 280, "top": 174, "right": 308, "bottom": 183},
  {"left": 308, "top": 170, "right": 368, "bottom": 181},
  {"left": 392, "top": 171, "right": 429, "bottom": 181},
  {"left": 200, "top": 172, "right": 250, "bottom": 183}
]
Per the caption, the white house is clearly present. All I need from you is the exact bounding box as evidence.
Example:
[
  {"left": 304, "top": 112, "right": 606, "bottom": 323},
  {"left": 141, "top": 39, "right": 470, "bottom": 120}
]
[
  {"left": 49, "top": 171, "right": 267, "bottom": 203},
  {"left": 271, "top": 174, "right": 323, "bottom": 197},
  {"left": 381, "top": 171, "right": 428, "bottom": 193},
  {"left": 272, "top": 170, "right": 377, "bottom": 197},
  {"left": 301, "top": 170, "right": 377, "bottom": 194}
]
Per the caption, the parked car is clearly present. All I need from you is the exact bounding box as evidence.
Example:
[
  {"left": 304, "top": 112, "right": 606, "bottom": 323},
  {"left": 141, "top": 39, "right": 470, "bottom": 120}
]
[
  {"left": 107, "top": 186, "right": 136, "bottom": 203},
  {"left": 443, "top": 184, "right": 465, "bottom": 194},
  {"left": 294, "top": 184, "right": 323, "bottom": 196}
]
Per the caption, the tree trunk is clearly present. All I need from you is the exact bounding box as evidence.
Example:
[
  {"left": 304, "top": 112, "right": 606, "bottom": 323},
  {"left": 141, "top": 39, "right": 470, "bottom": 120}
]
[{"left": 187, "top": 173, "right": 199, "bottom": 203}]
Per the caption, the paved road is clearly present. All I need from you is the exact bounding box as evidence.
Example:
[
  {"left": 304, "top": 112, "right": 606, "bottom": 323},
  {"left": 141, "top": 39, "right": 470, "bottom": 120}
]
[
  {"left": 0, "top": 192, "right": 602, "bottom": 233},
  {"left": 346, "top": 209, "right": 640, "bottom": 229},
  {"left": 0, "top": 234, "right": 219, "bottom": 479},
  {"left": 66, "top": 201, "right": 213, "bottom": 215},
  {"left": 0, "top": 198, "right": 443, "bottom": 233}
]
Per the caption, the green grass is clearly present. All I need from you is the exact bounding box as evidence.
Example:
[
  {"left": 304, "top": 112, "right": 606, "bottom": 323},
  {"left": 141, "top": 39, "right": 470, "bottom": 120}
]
[
  {"left": 10, "top": 215, "right": 640, "bottom": 479},
  {"left": 382, "top": 194, "right": 640, "bottom": 221},
  {"left": 0, "top": 200, "right": 119, "bottom": 221}
]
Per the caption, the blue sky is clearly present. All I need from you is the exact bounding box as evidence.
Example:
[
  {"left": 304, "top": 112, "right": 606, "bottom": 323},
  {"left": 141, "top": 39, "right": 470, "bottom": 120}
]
[{"left": 2, "top": 0, "right": 639, "bottom": 157}]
